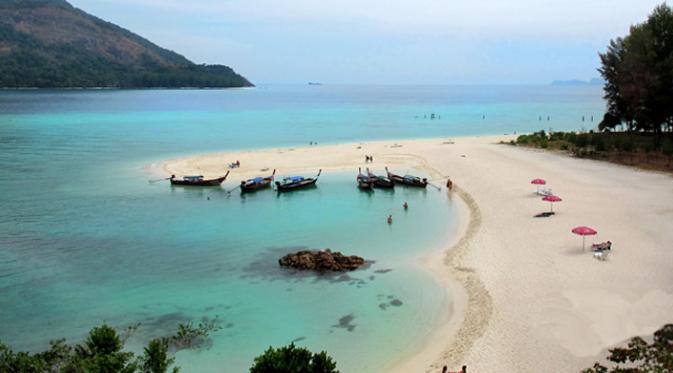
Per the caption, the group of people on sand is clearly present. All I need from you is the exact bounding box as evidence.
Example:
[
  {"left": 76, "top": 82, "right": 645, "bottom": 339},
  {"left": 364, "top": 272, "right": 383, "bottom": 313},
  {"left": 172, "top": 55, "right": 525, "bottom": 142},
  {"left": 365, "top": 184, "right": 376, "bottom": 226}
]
[
  {"left": 443, "top": 365, "right": 467, "bottom": 373},
  {"left": 365, "top": 155, "right": 374, "bottom": 163},
  {"left": 229, "top": 160, "right": 241, "bottom": 169}
]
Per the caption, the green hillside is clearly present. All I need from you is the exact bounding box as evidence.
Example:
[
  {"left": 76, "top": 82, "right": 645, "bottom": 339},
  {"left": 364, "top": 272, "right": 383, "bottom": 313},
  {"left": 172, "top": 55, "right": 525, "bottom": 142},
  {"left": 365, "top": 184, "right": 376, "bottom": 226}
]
[{"left": 0, "top": 0, "right": 252, "bottom": 88}]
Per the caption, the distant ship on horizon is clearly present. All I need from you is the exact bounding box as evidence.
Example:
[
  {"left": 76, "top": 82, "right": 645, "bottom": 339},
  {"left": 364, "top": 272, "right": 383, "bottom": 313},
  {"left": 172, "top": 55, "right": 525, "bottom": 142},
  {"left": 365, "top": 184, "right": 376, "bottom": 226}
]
[{"left": 308, "top": 82, "right": 322, "bottom": 86}]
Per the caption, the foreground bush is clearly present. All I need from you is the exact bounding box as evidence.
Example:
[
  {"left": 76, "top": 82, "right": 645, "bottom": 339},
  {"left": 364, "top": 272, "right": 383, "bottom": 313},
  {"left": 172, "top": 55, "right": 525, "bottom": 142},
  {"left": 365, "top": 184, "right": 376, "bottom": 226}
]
[
  {"left": 581, "top": 324, "right": 673, "bottom": 372},
  {"left": 250, "top": 343, "right": 339, "bottom": 373},
  {"left": 0, "top": 324, "right": 341, "bottom": 373},
  {"left": 0, "top": 323, "right": 199, "bottom": 373}
]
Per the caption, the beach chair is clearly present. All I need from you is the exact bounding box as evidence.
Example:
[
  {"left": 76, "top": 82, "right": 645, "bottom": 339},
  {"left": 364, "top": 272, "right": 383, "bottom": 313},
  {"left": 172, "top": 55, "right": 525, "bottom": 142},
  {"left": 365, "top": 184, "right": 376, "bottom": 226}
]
[
  {"left": 591, "top": 241, "right": 612, "bottom": 252},
  {"left": 593, "top": 250, "right": 610, "bottom": 261},
  {"left": 537, "top": 187, "right": 553, "bottom": 196}
]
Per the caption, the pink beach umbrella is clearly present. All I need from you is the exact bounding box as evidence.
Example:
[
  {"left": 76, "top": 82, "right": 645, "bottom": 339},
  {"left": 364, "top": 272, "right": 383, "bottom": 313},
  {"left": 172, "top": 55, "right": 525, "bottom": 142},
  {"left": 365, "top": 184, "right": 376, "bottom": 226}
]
[
  {"left": 531, "top": 178, "right": 546, "bottom": 193},
  {"left": 542, "top": 195, "right": 562, "bottom": 212},
  {"left": 572, "top": 226, "right": 597, "bottom": 250}
]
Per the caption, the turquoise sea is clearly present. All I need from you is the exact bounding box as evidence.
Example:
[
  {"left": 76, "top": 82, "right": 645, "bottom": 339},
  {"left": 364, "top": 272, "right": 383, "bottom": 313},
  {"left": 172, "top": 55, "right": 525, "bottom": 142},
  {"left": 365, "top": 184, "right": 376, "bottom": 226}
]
[{"left": 0, "top": 85, "right": 604, "bottom": 372}]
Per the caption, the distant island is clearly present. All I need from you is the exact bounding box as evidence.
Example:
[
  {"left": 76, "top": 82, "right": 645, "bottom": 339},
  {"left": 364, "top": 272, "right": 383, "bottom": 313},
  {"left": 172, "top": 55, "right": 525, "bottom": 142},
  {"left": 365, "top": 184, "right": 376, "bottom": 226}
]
[
  {"left": 0, "top": 0, "right": 252, "bottom": 88},
  {"left": 550, "top": 78, "right": 605, "bottom": 86},
  {"left": 308, "top": 82, "right": 322, "bottom": 86}
]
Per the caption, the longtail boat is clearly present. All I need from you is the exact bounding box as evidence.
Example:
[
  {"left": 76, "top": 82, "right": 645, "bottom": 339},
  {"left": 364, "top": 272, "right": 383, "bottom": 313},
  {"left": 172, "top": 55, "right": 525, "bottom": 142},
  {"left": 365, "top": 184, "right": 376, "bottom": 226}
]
[
  {"left": 367, "top": 168, "right": 394, "bottom": 189},
  {"left": 241, "top": 169, "right": 276, "bottom": 192},
  {"left": 385, "top": 167, "right": 428, "bottom": 188},
  {"left": 357, "top": 168, "right": 374, "bottom": 189},
  {"left": 275, "top": 170, "right": 321, "bottom": 191},
  {"left": 170, "top": 171, "right": 229, "bottom": 186}
]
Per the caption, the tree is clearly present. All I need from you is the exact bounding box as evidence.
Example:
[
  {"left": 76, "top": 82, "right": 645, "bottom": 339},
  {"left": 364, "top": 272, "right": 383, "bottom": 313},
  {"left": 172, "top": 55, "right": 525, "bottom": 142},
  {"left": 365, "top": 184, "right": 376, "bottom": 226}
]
[
  {"left": 141, "top": 339, "right": 179, "bottom": 373},
  {"left": 0, "top": 319, "right": 227, "bottom": 373},
  {"left": 581, "top": 324, "right": 673, "bottom": 372},
  {"left": 598, "top": 3, "right": 673, "bottom": 134},
  {"left": 250, "top": 343, "right": 339, "bottom": 373},
  {"left": 68, "top": 324, "right": 138, "bottom": 373},
  {"left": 0, "top": 339, "right": 71, "bottom": 372}
]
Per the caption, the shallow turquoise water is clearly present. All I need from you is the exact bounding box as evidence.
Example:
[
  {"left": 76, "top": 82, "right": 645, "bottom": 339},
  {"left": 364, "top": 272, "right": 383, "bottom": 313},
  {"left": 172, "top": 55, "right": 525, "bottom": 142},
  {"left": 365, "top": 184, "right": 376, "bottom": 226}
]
[{"left": 0, "top": 85, "right": 604, "bottom": 371}]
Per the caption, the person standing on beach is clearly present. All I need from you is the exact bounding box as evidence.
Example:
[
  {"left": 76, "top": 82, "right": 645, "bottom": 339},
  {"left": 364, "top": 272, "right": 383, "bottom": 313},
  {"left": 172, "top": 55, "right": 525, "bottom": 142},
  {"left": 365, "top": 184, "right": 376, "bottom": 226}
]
[{"left": 446, "top": 178, "right": 453, "bottom": 191}]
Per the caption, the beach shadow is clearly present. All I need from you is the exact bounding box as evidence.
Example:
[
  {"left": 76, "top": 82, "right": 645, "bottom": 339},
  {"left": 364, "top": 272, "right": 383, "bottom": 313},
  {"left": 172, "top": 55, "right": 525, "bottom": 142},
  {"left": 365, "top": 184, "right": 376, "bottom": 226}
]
[{"left": 561, "top": 247, "right": 589, "bottom": 257}]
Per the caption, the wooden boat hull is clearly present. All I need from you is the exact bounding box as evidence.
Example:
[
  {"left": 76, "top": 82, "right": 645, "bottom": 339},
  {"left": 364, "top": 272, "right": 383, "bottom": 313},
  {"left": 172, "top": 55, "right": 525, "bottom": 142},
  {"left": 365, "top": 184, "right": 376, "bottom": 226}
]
[
  {"left": 240, "top": 179, "right": 273, "bottom": 192},
  {"left": 357, "top": 180, "right": 373, "bottom": 189},
  {"left": 357, "top": 175, "right": 373, "bottom": 189},
  {"left": 275, "top": 178, "right": 318, "bottom": 191},
  {"left": 367, "top": 171, "right": 394, "bottom": 189},
  {"left": 240, "top": 170, "right": 275, "bottom": 193},
  {"left": 373, "top": 178, "right": 394, "bottom": 188},
  {"left": 275, "top": 170, "right": 321, "bottom": 192},
  {"left": 170, "top": 173, "right": 228, "bottom": 187},
  {"left": 386, "top": 169, "right": 428, "bottom": 188}
]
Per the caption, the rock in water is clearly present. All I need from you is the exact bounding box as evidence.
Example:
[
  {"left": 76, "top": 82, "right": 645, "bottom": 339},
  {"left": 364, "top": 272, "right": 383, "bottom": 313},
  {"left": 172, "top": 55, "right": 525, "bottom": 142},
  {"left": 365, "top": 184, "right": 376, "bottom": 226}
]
[{"left": 279, "top": 249, "right": 365, "bottom": 272}]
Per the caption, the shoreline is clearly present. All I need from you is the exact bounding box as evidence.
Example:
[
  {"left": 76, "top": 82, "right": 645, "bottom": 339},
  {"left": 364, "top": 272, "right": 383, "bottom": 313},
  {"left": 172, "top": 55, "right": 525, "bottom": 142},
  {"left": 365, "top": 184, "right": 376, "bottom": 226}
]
[
  {"left": 159, "top": 135, "right": 673, "bottom": 372},
  {"left": 158, "top": 136, "right": 490, "bottom": 372}
]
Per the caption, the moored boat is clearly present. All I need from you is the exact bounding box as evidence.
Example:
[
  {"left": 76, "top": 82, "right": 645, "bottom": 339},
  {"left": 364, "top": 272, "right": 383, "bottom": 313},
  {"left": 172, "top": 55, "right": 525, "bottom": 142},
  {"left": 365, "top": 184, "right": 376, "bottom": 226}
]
[
  {"left": 241, "top": 169, "right": 276, "bottom": 192},
  {"left": 275, "top": 170, "right": 322, "bottom": 191},
  {"left": 357, "top": 168, "right": 374, "bottom": 189},
  {"left": 169, "top": 171, "right": 229, "bottom": 186},
  {"left": 367, "top": 168, "right": 394, "bottom": 189},
  {"left": 385, "top": 167, "right": 428, "bottom": 188}
]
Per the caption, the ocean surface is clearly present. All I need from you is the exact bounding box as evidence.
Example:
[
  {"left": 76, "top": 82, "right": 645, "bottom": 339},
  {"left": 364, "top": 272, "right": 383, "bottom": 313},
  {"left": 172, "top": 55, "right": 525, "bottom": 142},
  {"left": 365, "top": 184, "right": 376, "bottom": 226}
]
[{"left": 0, "top": 85, "right": 605, "bottom": 372}]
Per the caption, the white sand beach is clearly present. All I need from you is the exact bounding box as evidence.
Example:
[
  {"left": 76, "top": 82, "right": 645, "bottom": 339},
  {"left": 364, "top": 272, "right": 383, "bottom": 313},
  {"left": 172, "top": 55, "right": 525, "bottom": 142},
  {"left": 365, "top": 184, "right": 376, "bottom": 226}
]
[{"left": 160, "top": 136, "right": 673, "bottom": 372}]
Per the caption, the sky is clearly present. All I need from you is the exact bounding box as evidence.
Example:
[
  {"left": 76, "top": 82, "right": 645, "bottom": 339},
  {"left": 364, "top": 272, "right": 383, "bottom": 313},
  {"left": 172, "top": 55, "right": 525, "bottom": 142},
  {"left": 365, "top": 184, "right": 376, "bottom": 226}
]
[{"left": 69, "top": 0, "right": 665, "bottom": 85}]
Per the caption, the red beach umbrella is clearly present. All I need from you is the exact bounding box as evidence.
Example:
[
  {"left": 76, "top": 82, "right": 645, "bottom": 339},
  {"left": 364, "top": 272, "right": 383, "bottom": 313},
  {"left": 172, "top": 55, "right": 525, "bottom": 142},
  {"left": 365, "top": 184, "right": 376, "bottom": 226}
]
[
  {"left": 542, "top": 195, "right": 562, "bottom": 212},
  {"left": 531, "top": 178, "right": 546, "bottom": 193},
  {"left": 572, "top": 226, "right": 597, "bottom": 250}
]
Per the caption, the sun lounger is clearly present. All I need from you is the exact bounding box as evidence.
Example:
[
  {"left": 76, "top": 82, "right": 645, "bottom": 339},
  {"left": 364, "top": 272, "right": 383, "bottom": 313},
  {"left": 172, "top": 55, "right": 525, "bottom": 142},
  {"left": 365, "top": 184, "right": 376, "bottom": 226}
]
[
  {"left": 534, "top": 211, "right": 555, "bottom": 218},
  {"left": 591, "top": 241, "right": 612, "bottom": 252},
  {"left": 537, "top": 187, "right": 553, "bottom": 196},
  {"left": 594, "top": 250, "right": 610, "bottom": 261}
]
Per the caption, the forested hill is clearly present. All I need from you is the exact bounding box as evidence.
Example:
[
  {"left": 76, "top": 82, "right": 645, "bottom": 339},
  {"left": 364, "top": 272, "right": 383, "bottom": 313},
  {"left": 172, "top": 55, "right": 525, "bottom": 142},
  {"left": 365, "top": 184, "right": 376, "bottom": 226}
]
[{"left": 0, "top": 0, "right": 253, "bottom": 88}]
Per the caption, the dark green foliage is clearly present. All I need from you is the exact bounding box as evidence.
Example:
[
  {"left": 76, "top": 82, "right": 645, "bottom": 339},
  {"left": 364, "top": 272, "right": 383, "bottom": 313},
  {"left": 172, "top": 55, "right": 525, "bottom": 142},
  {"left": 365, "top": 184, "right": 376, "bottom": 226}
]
[
  {"left": 250, "top": 343, "right": 339, "bottom": 373},
  {"left": 0, "top": 0, "right": 252, "bottom": 88},
  {"left": 0, "top": 339, "right": 71, "bottom": 372},
  {"left": 576, "top": 133, "right": 590, "bottom": 148},
  {"left": 68, "top": 324, "right": 138, "bottom": 373},
  {"left": 0, "top": 319, "right": 221, "bottom": 373},
  {"left": 663, "top": 138, "right": 673, "bottom": 156},
  {"left": 581, "top": 324, "right": 673, "bottom": 372},
  {"left": 514, "top": 129, "right": 673, "bottom": 171},
  {"left": 141, "top": 339, "right": 178, "bottom": 373},
  {"left": 593, "top": 135, "right": 607, "bottom": 151},
  {"left": 167, "top": 318, "right": 222, "bottom": 351},
  {"left": 598, "top": 3, "right": 673, "bottom": 134}
]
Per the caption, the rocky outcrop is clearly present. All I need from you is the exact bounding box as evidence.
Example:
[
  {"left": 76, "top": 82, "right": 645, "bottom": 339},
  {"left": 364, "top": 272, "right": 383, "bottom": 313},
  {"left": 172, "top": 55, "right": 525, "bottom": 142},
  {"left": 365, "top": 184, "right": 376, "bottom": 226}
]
[{"left": 279, "top": 249, "right": 365, "bottom": 272}]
